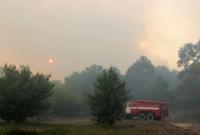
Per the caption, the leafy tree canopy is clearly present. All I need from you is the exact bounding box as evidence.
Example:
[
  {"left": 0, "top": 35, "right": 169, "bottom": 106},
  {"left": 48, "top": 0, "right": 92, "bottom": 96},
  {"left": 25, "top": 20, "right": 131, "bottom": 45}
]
[
  {"left": 178, "top": 40, "right": 200, "bottom": 68},
  {"left": 176, "top": 40, "right": 200, "bottom": 110},
  {"left": 126, "top": 56, "right": 169, "bottom": 100},
  {"left": 64, "top": 64, "right": 104, "bottom": 96},
  {"left": 0, "top": 64, "right": 54, "bottom": 122}
]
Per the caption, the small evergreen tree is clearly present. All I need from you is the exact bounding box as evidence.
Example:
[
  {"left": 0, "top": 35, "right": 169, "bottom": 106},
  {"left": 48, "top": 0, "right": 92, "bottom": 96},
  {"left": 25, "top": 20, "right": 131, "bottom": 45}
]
[
  {"left": 0, "top": 64, "right": 54, "bottom": 122},
  {"left": 88, "top": 67, "right": 129, "bottom": 126}
]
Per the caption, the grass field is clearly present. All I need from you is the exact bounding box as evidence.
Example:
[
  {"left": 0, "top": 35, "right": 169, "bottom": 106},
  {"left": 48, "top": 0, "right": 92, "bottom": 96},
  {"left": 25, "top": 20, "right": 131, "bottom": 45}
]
[
  {"left": 0, "top": 125, "right": 150, "bottom": 135},
  {"left": 0, "top": 120, "right": 194, "bottom": 135}
]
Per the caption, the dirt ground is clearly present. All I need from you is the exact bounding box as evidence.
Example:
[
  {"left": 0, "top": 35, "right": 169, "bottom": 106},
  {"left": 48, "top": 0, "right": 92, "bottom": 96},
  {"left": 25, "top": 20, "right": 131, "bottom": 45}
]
[
  {"left": 36, "top": 118, "right": 200, "bottom": 135},
  {"left": 172, "top": 123, "right": 200, "bottom": 135},
  {"left": 131, "top": 121, "right": 199, "bottom": 135}
]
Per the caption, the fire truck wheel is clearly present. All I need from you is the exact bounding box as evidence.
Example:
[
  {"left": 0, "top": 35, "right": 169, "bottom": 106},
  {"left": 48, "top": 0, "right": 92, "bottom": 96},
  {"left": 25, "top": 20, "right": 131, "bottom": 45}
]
[
  {"left": 138, "top": 113, "right": 146, "bottom": 120},
  {"left": 146, "top": 112, "right": 154, "bottom": 121}
]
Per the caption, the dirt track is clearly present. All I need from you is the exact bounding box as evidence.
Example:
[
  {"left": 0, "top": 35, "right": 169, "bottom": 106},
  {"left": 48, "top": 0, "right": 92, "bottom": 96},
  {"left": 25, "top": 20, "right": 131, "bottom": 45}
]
[
  {"left": 132, "top": 121, "right": 198, "bottom": 135},
  {"left": 172, "top": 123, "right": 200, "bottom": 135}
]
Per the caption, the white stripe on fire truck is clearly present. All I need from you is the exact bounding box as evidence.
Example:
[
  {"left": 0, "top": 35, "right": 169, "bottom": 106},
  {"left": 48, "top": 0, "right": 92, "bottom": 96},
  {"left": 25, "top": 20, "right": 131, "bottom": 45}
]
[{"left": 131, "top": 107, "right": 159, "bottom": 110}]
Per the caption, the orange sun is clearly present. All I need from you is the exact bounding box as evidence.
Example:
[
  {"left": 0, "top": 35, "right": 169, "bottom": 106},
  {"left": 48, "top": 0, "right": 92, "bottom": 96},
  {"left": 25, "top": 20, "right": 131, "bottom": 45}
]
[{"left": 48, "top": 58, "right": 54, "bottom": 64}]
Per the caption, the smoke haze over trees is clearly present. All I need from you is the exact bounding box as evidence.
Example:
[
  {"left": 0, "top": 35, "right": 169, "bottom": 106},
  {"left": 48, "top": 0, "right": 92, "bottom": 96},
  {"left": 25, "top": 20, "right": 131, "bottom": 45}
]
[
  {"left": 47, "top": 55, "right": 178, "bottom": 117},
  {"left": 48, "top": 40, "right": 200, "bottom": 119},
  {"left": 0, "top": 40, "right": 200, "bottom": 122}
]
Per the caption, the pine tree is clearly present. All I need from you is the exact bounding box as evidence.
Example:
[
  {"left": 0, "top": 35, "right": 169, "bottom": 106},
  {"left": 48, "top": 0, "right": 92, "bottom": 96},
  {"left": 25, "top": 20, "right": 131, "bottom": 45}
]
[{"left": 88, "top": 67, "right": 129, "bottom": 126}]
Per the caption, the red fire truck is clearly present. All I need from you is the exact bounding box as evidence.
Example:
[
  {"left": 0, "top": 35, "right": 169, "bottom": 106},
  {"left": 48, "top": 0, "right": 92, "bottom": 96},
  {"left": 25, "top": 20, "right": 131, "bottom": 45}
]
[{"left": 125, "top": 100, "right": 169, "bottom": 120}]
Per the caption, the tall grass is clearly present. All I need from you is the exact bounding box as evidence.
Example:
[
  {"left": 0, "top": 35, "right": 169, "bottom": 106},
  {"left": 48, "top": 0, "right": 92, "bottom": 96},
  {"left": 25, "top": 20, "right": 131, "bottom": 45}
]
[{"left": 0, "top": 125, "right": 152, "bottom": 135}]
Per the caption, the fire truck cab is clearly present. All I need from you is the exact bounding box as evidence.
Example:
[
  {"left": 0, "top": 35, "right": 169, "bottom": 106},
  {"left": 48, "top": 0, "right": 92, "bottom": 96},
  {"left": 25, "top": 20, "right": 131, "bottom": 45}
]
[{"left": 125, "top": 100, "right": 168, "bottom": 120}]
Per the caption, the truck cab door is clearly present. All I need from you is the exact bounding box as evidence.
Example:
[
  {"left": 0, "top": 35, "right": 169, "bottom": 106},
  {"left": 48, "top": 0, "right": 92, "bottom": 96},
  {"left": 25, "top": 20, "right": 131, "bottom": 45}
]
[{"left": 126, "top": 103, "right": 132, "bottom": 114}]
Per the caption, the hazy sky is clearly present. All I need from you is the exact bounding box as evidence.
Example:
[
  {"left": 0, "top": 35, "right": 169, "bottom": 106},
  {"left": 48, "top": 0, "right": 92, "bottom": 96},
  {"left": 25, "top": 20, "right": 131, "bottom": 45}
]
[{"left": 0, "top": 0, "right": 200, "bottom": 80}]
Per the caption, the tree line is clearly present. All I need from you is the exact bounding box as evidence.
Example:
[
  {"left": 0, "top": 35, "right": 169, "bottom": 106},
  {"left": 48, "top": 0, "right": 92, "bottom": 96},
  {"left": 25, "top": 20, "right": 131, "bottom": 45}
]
[
  {"left": 0, "top": 40, "right": 200, "bottom": 123},
  {"left": 49, "top": 40, "right": 200, "bottom": 119},
  {"left": 49, "top": 58, "right": 178, "bottom": 117}
]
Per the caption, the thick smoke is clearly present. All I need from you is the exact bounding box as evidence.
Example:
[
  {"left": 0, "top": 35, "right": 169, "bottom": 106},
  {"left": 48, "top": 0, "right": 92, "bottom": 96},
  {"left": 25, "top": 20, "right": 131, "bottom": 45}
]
[{"left": 0, "top": 0, "right": 200, "bottom": 79}]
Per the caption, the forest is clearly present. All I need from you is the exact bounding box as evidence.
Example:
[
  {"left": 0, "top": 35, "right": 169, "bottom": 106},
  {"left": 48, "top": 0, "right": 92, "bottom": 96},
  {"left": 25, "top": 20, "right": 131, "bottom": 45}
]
[
  {"left": 44, "top": 40, "right": 200, "bottom": 122},
  {"left": 0, "top": 40, "right": 200, "bottom": 123},
  {"left": 0, "top": 40, "right": 200, "bottom": 135}
]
